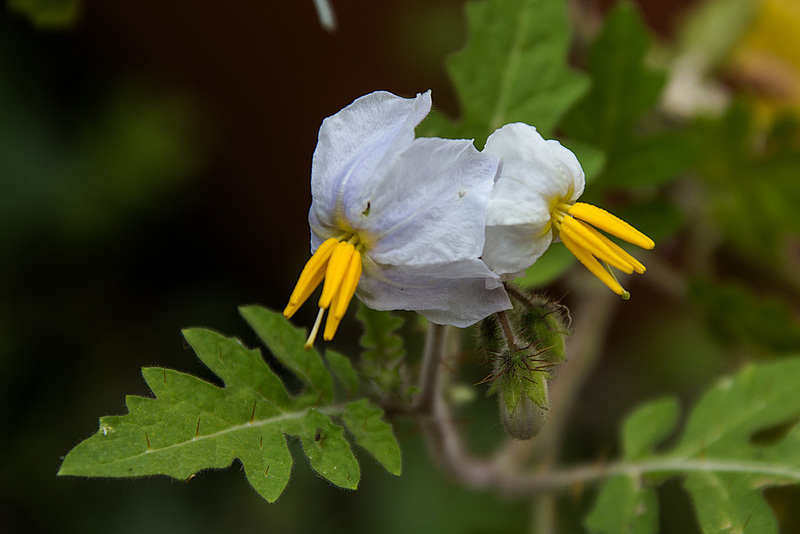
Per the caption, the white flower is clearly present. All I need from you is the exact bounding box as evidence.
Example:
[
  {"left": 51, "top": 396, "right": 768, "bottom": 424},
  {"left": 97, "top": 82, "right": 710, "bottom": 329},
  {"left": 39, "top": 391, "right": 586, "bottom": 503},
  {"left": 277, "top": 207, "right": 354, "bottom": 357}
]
[
  {"left": 482, "top": 123, "right": 655, "bottom": 298},
  {"left": 285, "top": 91, "right": 511, "bottom": 348}
]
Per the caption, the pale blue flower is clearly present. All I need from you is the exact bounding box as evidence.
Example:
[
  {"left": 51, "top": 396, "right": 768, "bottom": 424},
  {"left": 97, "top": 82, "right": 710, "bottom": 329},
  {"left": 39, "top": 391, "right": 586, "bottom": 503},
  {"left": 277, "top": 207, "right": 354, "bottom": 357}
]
[{"left": 286, "top": 91, "right": 511, "bottom": 347}]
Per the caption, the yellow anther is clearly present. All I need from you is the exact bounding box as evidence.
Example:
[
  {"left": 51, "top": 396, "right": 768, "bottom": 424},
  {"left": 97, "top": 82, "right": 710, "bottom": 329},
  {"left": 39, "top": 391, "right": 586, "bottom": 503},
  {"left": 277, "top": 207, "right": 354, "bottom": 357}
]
[
  {"left": 284, "top": 238, "right": 339, "bottom": 318},
  {"left": 318, "top": 241, "right": 356, "bottom": 308},
  {"left": 561, "top": 217, "right": 637, "bottom": 274},
  {"left": 323, "top": 251, "right": 362, "bottom": 341},
  {"left": 285, "top": 235, "right": 365, "bottom": 349},
  {"left": 560, "top": 231, "right": 627, "bottom": 296},
  {"left": 568, "top": 203, "right": 655, "bottom": 250}
]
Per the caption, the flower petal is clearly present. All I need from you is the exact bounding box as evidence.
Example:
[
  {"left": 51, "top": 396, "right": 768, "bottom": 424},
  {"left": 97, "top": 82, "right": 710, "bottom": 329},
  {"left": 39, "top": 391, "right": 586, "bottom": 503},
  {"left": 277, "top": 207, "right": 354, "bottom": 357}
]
[
  {"left": 482, "top": 223, "right": 553, "bottom": 277},
  {"left": 362, "top": 137, "right": 498, "bottom": 266},
  {"left": 481, "top": 122, "right": 585, "bottom": 277},
  {"left": 309, "top": 91, "right": 432, "bottom": 248},
  {"left": 484, "top": 123, "right": 585, "bottom": 209},
  {"left": 356, "top": 258, "right": 511, "bottom": 327}
]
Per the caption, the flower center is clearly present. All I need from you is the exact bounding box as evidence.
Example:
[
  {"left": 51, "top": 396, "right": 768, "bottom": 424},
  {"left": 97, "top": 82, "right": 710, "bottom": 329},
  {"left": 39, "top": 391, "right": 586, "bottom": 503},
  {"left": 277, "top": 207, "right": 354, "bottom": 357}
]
[
  {"left": 551, "top": 202, "right": 655, "bottom": 298},
  {"left": 284, "top": 233, "right": 365, "bottom": 349}
]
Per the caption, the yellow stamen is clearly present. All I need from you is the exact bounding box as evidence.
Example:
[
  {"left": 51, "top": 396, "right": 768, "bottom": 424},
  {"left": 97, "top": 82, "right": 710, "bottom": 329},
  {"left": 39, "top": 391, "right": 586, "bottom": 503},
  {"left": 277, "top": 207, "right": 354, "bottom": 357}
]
[
  {"left": 318, "top": 241, "right": 356, "bottom": 308},
  {"left": 550, "top": 201, "right": 653, "bottom": 298},
  {"left": 284, "top": 237, "right": 339, "bottom": 318},
  {"left": 561, "top": 217, "right": 637, "bottom": 274},
  {"left": 324, "top": 251, "right": 363, "bottom": 340},
  {"left": 285, "top": 235, "right": 365, "bottom": 349},
  {"left": 568, "top": 203, "right": 655, "bottom": 250},
  {"left": 560, "top": 230, "right": 627, "bottom": 296}
]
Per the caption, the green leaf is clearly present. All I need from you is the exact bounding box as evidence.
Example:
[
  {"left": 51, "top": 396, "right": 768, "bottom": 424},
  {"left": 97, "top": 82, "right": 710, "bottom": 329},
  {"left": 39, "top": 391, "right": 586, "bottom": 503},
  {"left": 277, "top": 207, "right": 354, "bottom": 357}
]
[
  {"left": 427, "top": 0, "right": 589, "bottom": 143},
  {"left": 585, "top": 475, "right": 659, "bottom": 534},
  {"left": 326, "top": 349, "right": 360, "bottom": 396},
  {"left": 562, "top": 1, "right": 664, "bottom": 148},
  {"left": 684, "top": 472, "right": 778, "bottom": 533},
  {"left": 59, "top": 310, "right": 401, "bottom": 502},
  {"left": 357, "top": 304, "right": 405, "bottom": 363},
  {"left": 7, "top": 0, "right": 81, "bottom": 29},
  {"left": 515, "top": 244, "right": 576, "bottom": 289},
  {"left": 342, "top": 399, "right": 402, "bottom": 476},
  {"left": 565, "top": 139, "right": 606, "bottom": 184},
  {"left": 693, "top": 101, "right": 800, "bottom": 261},
  {"left": 240, "top": 305, "right": 334, "bottom": 403},
  {"left": 621, "top": 397, "right": 680, "bottom": 460},
  {"left": 690, "top": 278, "right": 800, "bottom": 354},
  {"left": 586, "top": 358, "right": 800, "bottom": 533},
  {"left": 562, "top": 1, "right": 694, "bottom": 190}
]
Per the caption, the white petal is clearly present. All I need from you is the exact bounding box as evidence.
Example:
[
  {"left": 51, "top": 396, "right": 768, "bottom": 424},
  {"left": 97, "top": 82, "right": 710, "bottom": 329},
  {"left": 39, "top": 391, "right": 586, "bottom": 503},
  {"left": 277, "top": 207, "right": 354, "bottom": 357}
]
[
  {"left": 356, "top": 258, "right": 511, "bottom": 327},
  {"left": 482, "top": 223, "right": 553, "bottom": 276},
  {"left": 484, "top": 123, "right": 585, "bottom": 206},
  {"left": 359, "top": 138, "right": 498, "bottom": 266},
  {"left": 309, "top": 91, "right": 432, "bottom": 246},
  {"left": 481, "top": 123, "right": 585, "bottom": 275}
]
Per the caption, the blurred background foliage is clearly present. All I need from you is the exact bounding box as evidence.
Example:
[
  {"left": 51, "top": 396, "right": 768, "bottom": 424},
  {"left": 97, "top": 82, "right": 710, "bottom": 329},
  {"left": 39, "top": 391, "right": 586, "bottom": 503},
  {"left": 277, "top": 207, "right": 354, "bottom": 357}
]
[{"left": 2, "top": 0, "right": 800, "bottom": 532}]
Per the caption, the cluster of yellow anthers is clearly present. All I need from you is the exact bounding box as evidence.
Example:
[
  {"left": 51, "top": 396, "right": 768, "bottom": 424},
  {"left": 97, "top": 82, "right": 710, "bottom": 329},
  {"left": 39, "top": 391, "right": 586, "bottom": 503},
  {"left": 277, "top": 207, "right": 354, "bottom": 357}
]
[
  {"left": 284, "top": 236, "right": 363, "bottom": 350},
  {"left": 552, "top": 202, "right": 654, "bottom": 299}
]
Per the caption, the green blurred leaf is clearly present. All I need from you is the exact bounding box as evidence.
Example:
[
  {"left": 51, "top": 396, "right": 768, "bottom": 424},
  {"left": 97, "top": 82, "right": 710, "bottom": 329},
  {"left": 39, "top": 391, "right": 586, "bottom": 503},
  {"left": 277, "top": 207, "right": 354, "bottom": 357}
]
[
  {"left": 422, "top": 0, "right": 588, "bottom": 143},
  {"left": 616, "top": 197, "right": 684, "bottom": 244},
  {"left": 690, "top": 278, "right": 800, "bottom": 354},
  {"left": 585, "top": 475, "right": 659, "bottom": 534},
  {"left": 621, "top": 397, "right": 680, "bottom": 460},
  {"left": 565, "top": 139, "right": 606, "bottom": 184},
  {"left": 357, "top": 304, "right": 405, "bottom": 364},
  {"left": 563, "top": 2, "right": 664, "bottom": 146},
  {"left": 587, "top": 358, "right": 800, "bottom": 533},
  {"left": 59, "top": 309, "right": 401, "bottom": 502},
  {"left": 7, "top": 0, "right": 81, "bottom": 29},
  {"left": 356, "top": 305, "right": 408, "bottom": 398},
  {"left": 514, "top": 244, "right": 575, "bottom": 289},
  {"left": 562, "top": 1, "right": 694, "bottom": 190},
  {"left": 693, "top": 101, "right": 800, "bottom": 261}
]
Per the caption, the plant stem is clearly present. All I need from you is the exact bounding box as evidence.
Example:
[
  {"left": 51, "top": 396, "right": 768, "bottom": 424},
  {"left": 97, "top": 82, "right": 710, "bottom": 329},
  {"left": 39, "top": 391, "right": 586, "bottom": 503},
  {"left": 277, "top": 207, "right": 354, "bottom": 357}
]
[{"left": 496, "top": 310, "right": 519, "bottom": 350}]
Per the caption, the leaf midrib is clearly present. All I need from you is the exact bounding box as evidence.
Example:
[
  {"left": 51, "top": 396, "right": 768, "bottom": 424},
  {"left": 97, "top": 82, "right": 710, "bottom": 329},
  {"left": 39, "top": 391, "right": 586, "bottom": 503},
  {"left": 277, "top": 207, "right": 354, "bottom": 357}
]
[{"left": 104, "top": 403, "right": 346, "bottom": 465}]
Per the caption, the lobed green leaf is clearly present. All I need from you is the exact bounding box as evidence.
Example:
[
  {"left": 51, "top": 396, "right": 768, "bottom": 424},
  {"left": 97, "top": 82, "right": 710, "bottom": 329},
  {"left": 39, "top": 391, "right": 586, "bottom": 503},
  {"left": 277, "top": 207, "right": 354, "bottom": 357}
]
[
  {"left": 562, "top": 1, "right": 695, "bottom": 191},
  {"left": 357, "top": 304, "right": 405, "bottom": 363},
  {"left": 240, "top": 305, "right": 334, "bottom": 403},
  {"left": 59, "top": 308, "right": 401, "bottom": 502},
  {"left": 586, "top": 357, "right": 800, "bottom": 533},
  {"left": 342, "top": 399, "right": 402, "bottom": 476},
  {"left": 424, "top": 0, "right": 588, "bottom": 144}
]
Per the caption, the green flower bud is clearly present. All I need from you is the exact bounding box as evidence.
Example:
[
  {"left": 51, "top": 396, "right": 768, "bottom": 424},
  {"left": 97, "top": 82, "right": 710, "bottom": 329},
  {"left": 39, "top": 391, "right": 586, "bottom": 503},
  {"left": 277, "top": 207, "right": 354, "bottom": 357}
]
[
  {"left": 515, "top": 293, "right": 570, "bottom": 364},
  {"left": 488, "top": 346, "right": 551, "bottom": 439},
  {"left": 499, "top": 388, "right": 549, "bottom": 440},
  {"left": 478, "top": 291, "right": 570, "bottom": 440}
]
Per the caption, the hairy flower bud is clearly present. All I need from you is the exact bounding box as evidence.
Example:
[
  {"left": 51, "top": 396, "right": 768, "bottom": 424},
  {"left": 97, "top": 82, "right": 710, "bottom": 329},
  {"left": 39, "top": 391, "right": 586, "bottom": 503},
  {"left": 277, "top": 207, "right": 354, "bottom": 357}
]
[{"left": 478, "top": 291, "right": 570, "bottom": 439}]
